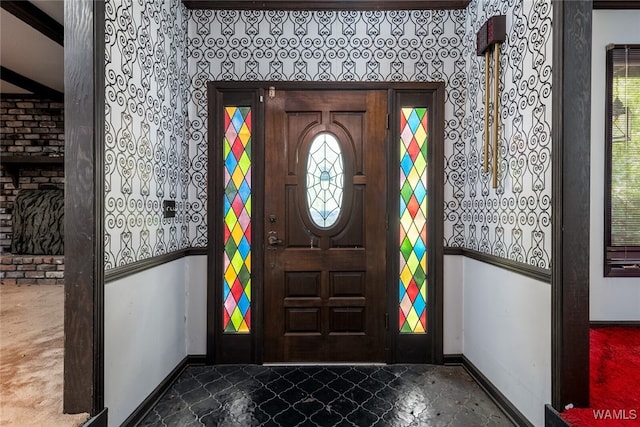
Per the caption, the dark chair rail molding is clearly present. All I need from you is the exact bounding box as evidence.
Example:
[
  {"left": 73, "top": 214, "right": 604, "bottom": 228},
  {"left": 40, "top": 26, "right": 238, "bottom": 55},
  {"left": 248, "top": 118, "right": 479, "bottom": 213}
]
[
  {"left": 593, "top": 0, "right": 640, "bottom": 9},
  {"left": 591, "top": 321, "right": 640, "bottom": 327},
  {"left": 182, "top": 0, "right": 470, "bottom": 10},
  {"left": 106, "top": 246, "right": 550, "bottom": 283},
  {"left": 104, "top": 247, "right": 208, "bottom": 283},
  {"left": 443, "top": 247, "right": 551, "bottom": 283}
]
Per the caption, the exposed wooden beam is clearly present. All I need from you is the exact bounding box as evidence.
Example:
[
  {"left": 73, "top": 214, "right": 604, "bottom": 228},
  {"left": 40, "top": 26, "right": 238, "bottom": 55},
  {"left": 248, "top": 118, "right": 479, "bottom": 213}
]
[
  {"left": 63, "top": 0, "right": 105, "bottom": 416},
  {"left": 183, "top": 0, "right": 470, "bottom": 10},
  {"left": 551, "top": 0, "right": 591, "bottom": 411},
  {"left": 1, "top": 0, "right": 64, "bottom": 46},
  {"left": 0, "top": 66, "right": 63, "bottom": 99}
]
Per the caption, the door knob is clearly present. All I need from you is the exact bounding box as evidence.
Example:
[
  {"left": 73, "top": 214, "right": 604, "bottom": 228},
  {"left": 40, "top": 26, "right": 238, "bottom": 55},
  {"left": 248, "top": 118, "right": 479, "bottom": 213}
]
[{"left": 268, "top": 231, "right": 283, "bottom": 246}]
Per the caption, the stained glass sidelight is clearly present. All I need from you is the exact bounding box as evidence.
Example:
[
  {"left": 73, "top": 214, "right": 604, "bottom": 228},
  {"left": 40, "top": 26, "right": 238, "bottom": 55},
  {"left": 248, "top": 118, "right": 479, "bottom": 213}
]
[
  {"left": 306, "top": 133, "right": 344, "bottom": 229},
  {"left": 223, "top": 106, "right": 252, "bottom": 333},
  {"left": 399, "top": 107, "right": 428, "bottom": 334}
]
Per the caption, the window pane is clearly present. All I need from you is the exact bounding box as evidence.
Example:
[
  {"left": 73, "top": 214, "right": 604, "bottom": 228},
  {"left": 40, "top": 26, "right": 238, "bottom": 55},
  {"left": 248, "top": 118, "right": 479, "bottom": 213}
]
[
  {"left": 610, "top": 47, "right": 640, "bottom": 249},
  {"left": 399, "top": 107, "right": 428, "bottom": 333},
  {"left": 306, "top": 133, "right": 344, "bottom": 229},
  {"left": 223, "top": 106, "right": 251, "bottom": 333}
]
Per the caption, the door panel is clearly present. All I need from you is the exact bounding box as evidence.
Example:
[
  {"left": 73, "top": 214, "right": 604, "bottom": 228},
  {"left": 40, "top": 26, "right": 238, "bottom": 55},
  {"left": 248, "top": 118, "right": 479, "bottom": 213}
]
[{"left": 264, "top": 90, "right": 388, "bottom": 362}]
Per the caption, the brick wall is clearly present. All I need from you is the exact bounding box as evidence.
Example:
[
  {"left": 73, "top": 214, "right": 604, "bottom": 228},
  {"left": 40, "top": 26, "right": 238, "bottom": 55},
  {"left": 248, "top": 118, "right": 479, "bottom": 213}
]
[
  {"left": 0, "top": 97, "right": 65, "bottom": 256},
  {"left": 1, "top": 98, "right": 64, "bottom": 155},
  {"left": 0, "top": 255, "right": 64, "bottom": 285}
]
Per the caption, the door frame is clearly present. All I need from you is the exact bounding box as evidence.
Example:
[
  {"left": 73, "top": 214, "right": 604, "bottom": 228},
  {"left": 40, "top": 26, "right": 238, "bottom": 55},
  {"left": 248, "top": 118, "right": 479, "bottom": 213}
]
[
  {"left": 63, "top": 0, "right": 105, "bottom": 417},
  {"left": 550, "top": 0, "right": 591, "bottom": 409},
  {"left": 207, "top": 81, "right": 445, "bottom": 365},
  {"left": 63, "top": 0, "right": 595, "bottom": 418}
]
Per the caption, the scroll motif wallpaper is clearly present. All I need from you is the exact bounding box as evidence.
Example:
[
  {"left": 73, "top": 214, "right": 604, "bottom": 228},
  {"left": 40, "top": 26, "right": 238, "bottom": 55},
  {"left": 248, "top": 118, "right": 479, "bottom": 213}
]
[
  {"left": 104, "top": 0, "right": 189, "bottom": 269},
  {"left": 186, "top": 8, "right": 468, "bottom": 248},
  {"left": 461, "top": 0, "right": 552, "bottom": 268},
  {"left": 103, "top": 0, "right": 552, "bottom": 270}
]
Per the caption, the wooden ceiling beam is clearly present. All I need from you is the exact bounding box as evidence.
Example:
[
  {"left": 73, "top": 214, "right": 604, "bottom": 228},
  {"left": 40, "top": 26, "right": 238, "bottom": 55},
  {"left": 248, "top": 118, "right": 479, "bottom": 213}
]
[
  {"left": 1, "top": 0, "right": 63, "bottom": 46},
  {"left": 0, "top": 66, "right": 63, "bottom": 100}
]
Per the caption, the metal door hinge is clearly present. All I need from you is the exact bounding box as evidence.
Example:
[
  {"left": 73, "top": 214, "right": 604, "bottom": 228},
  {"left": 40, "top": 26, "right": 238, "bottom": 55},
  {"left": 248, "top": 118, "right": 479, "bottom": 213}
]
[
  {"left": 385, "top": 313, "right": 389, "bottom": 331},
  {"left": 386, "top": 114, "right": 389, "bottom": 129}
]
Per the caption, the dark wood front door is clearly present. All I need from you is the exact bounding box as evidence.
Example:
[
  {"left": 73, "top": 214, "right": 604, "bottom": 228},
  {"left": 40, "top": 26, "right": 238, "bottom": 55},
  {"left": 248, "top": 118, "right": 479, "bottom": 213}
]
[{"left": 263, "top": 89, "right": 388, "bottom": 362}]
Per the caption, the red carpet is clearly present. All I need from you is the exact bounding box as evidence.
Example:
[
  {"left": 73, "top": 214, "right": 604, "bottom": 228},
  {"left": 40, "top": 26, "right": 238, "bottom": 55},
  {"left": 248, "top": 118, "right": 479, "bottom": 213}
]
[{"left": 561, "top": 327, "right": 640, "bottom": 426}]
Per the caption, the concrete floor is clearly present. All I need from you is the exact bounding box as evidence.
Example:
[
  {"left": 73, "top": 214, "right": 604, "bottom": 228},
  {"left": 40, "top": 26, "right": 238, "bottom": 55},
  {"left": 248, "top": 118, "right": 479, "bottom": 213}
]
[{"left": 0, "top": 283, "right": 88, "bottom": 427}]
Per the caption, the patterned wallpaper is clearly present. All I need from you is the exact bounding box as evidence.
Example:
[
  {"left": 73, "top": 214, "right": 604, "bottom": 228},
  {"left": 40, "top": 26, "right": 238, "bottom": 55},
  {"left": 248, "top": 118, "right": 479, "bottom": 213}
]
[
  {"left": 460, "top": 0, "right": 552, "bottom": 268},
  {"left": 186, "top": 9, "right": 468, "bottom": 247},
  {"left": 104, "top": 0, "right": 189, "bottom": 269},
  {"left": 103, "top": 0, "right": 552, "bottom": 270}
]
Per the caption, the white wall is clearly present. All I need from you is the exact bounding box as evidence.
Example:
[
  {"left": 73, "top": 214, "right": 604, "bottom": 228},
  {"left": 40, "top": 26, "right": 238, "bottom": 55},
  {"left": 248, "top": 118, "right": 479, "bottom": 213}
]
[
  {"left": 443, "top": 255, "right": 463, "bottom": 354},
  {"left": 462, "top": 258, "right": 551, "bottom": 427},
  {"left": 186, "top": 255, "right": 207, "bottom": 354},
  {"left": 590, "top": 10, "right": 640, "bottom": 321},
  {"left": 104, "top": 255, "right": 207, "bottom": 427}
]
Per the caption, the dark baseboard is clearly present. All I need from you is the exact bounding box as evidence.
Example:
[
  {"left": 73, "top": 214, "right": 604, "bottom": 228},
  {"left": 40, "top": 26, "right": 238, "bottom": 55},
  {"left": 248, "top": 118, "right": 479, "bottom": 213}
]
[
  {"left": 105, "top": 247, "right": 207, "bottom": 283},
  {"left": 545, "top": 404, "right": 570, "bottom": 427},
  {"left": 443, "top": 247, "right": 551, "bottom": 283},
  {"left": 460, "top": 355, "right": 534, "bottom": 427},
  {"left": 442, "top": 353, "right": 463, "bottom": 365},
  {"left": 443, "top": 353, "right": 532, "bottom": 426},
  {"left": 81, "top": 408, "right": 108, "bottom": 427},
  {"left": 121, "top": 355, "right": 206, "bottom": 427},
  {"left": 591, "top": 321, "right": 640, "bottom": 327}
]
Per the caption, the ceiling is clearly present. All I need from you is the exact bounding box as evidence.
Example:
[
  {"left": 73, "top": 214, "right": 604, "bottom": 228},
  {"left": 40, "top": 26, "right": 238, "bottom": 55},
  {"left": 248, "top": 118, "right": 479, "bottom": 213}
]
[
  {"left": 2, "top": 0, "right": 465, "bottom": 99},
  {"left": 0, "top": 1, "right": 64, "bottom": 98},
  {"left": 2, "top": 0, "right": 635, "bottom": 99}
]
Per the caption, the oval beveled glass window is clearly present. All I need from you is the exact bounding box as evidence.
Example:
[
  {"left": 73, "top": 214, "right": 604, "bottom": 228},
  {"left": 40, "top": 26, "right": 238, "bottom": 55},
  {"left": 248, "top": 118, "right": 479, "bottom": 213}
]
[{"left": 306, "top": 133, "right": 344, "bottom": 229}]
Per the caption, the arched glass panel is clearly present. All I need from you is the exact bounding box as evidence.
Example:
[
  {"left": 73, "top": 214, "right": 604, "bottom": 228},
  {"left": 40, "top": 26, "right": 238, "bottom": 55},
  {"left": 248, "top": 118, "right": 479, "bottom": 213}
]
[{"left": 306, "top": 133, "right": 344, "bottom": 229}]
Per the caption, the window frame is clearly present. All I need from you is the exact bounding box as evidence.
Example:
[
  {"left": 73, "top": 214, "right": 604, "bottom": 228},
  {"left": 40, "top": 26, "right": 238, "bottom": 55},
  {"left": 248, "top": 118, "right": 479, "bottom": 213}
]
[{"left": 604, "top": 44, "right": 640, "bottom": 277}]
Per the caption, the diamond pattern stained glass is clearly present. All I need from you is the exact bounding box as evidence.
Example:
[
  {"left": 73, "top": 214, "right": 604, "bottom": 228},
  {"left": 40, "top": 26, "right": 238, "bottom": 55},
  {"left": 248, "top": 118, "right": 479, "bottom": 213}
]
[
  {"left": 399, "top": 107, "right": 428, "bottom": 334},
  {"left": 223, "top": 106, "right": 251, "bottom": 333}
]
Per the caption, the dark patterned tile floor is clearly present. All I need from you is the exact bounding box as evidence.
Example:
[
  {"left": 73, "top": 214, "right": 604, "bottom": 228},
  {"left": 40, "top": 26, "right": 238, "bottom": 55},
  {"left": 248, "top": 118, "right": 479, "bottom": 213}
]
[{"left": 138, "top": 364, "right": 515, "bottom": 427}]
